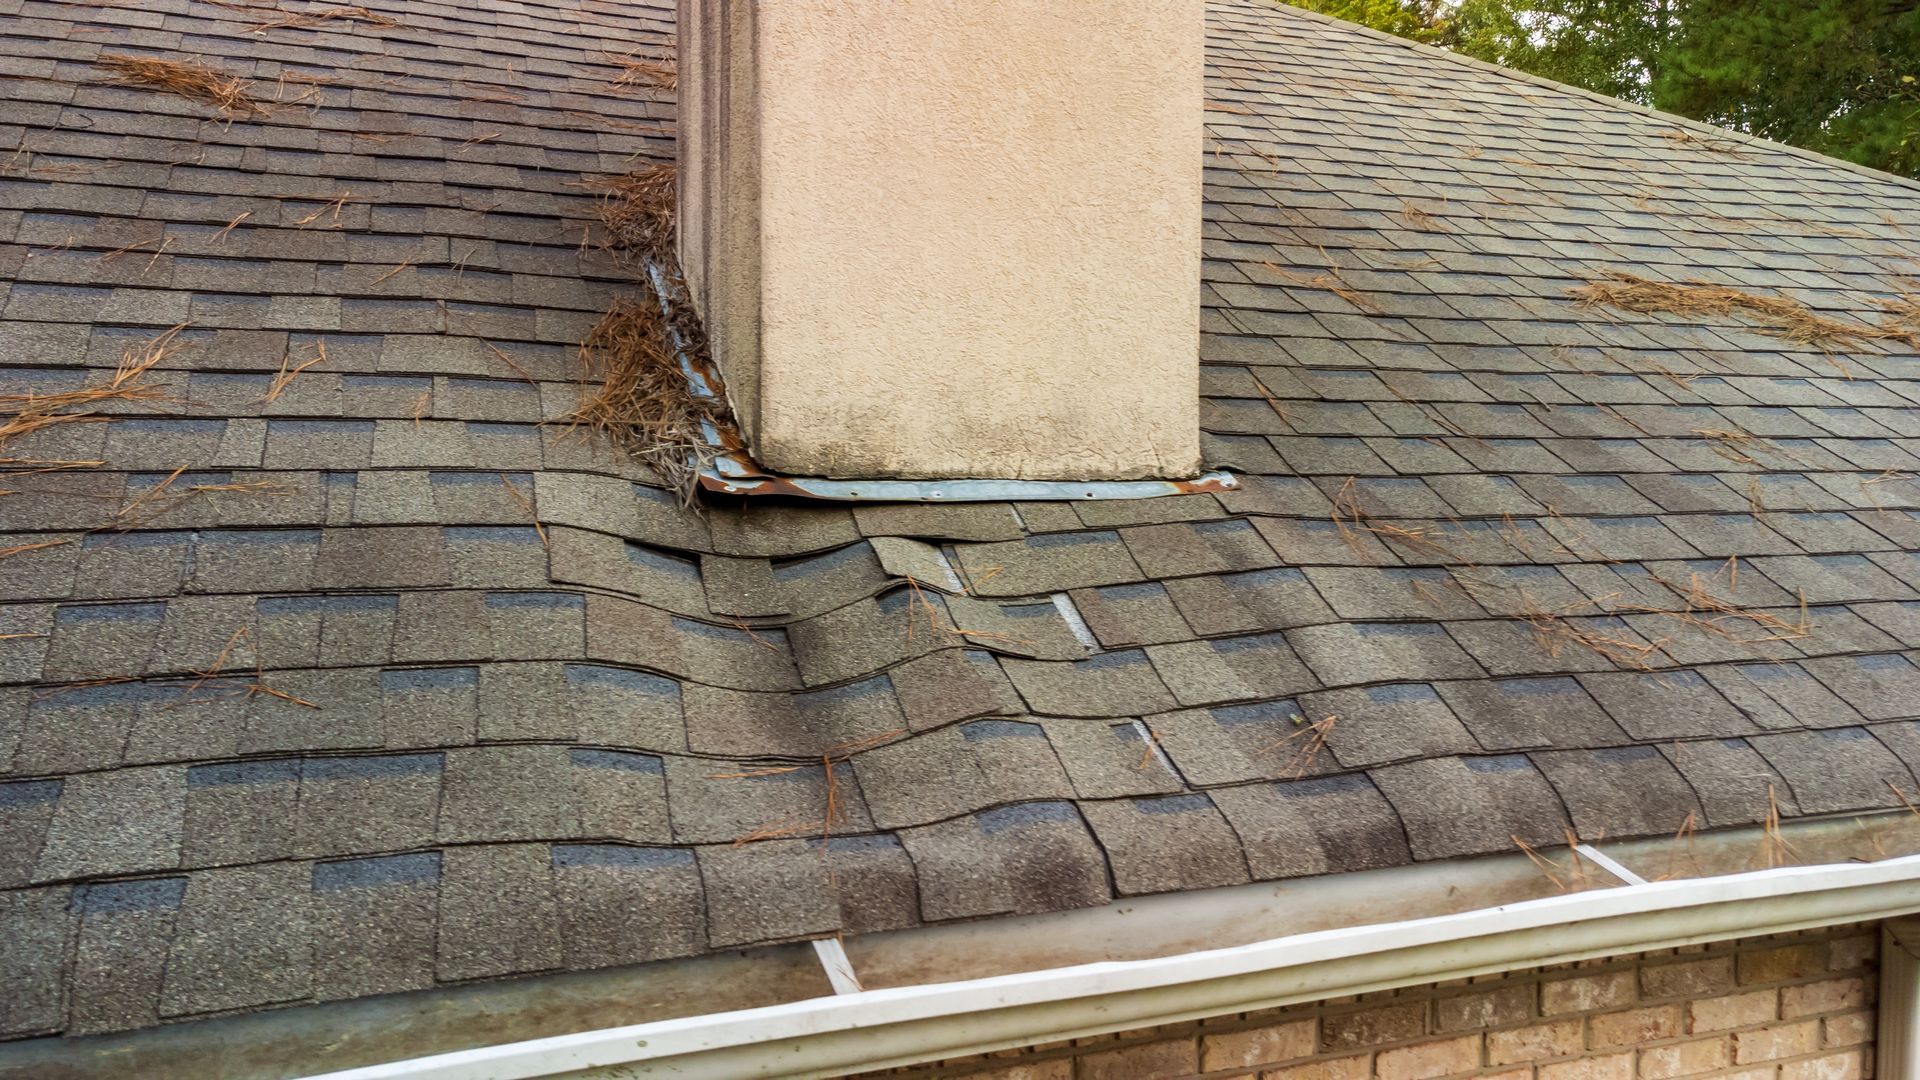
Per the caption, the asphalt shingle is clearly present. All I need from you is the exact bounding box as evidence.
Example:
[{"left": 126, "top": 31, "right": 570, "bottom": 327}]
[{"left": 4, "top": 0, "right": 1920, "bottom": 1044}]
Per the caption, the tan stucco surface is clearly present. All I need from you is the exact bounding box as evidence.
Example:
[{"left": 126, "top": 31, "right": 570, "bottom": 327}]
[{"left": 680, "top": 0, "right": 1203, "bottom": 480}]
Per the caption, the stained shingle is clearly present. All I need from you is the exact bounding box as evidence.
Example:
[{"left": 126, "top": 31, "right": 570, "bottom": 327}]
[
  {"left": 1211, "top": 774, "right": 1409, "bottom": 879},
  {"left": 1080, "top": 794, "right": 1251, "bottom": 894},
  {"left": 1371, "top": 756, "right": 1571, "bottom": 860},
  {"left": 552, "top": 844, "right": 705, "bottom": 967},
  {"left": 898, "top": 803, "right": 1110, "bottom": 921},
  {"left": 1532, "top": 746, "right": 1703, "bottom": 839}
]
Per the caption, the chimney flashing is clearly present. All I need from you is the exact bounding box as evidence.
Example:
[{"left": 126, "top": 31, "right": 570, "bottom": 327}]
[
  {"left": 640, "top": 261, "right": 1236, "bottom": 502},
  {"left": 677, "top": 0, "right": 1206, "bottom": 483}
]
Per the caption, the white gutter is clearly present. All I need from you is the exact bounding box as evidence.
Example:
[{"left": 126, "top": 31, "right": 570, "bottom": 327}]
[{"left": 311, "top": 853, "right": 1920, "bottom": 1080}]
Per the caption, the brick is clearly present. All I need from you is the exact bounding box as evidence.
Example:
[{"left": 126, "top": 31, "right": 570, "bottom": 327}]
[
  {"left": 1437, "top": 983, "right": 1533, "bottom": 1032},
  {"left": 1322, "top": 1002, "right": 1426, "bottom": 1050},
  {"left": 1590, "top": 1003, "right": 1683, "bottom": 1047},
  {"left": 1824, "top": 1011, "right": 1873, "bottom": 1048},
  {"left": 1639, "top": 1037, "right": 1729, "bottom": 1080},
  {"left": 1690, "top": 990, "right": 1778, "bottom": 1033},
  {"left": 1781, "top": 977, "right": 1867, "bottom": 1019},
  {"left": 1077, "top": 1037, "right": 1196, "bottom": 1080},
  {"left": 1781, "top": 1050, "right": 1866, "bottom": 1080},
  {"left": 1375, "top": 1035, "right": 1481, "bottom": 1080},
  {"left": 1202, "top": 1019, "right": 1316, "bottom": 1071},
  {"left": 951, "top": 1062, "right": 1072, "bottom": 1080},
  {"left": 1827, "top": 935, "right": 1875, "bottom": 972},
  {"left": 1540, "top": 969, "right": 1635, "bottom": 1016},
  {"left": 1740, "top": 944, "right": 1825, "bottom": 985},
  {"left": 1487, "top": 1019, "right": 1582, "bottom": 1064},
  {"left": 1733, "top": 1020, "right": 1820, "bottom": 1064},
  {"left": 1642, "top": 956, "right": 1735, "bottom": 999},
  {"left": 1263, "top": 1053, "right": 1371, "bottom": 1080},
  {"left": 1538, "top": 1050, "right": 1633, "bottom": 1080}
]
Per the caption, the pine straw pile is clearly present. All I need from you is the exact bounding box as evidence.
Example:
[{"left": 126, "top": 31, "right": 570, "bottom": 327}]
[
  {"left": 565, "top": 160, "right": 736, "bottom": 502},
  {"left": 247, "top": 4, "right": 400, "bottom": 32},
  {"left": 568, "top": 294, "right": 724, "bottom": 500},
  {"left": 614, "top": 57, "right": 676, "bottom": 93},
  {"left": 589, "top": 163, "right": 677, "bottom": 265},
  {"left": 1570, "top": 272, "right": 1920, "bottom": 352},
  {"left": 95, "top": 54, "right": 266, "bottom": 118}
]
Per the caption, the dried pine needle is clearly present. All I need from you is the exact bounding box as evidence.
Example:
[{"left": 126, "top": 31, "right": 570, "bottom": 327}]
[
  {"left": 1569, "top": 272, "right": 1920, "bottom": 352},
  {"left": 613, "top": 56, "right": 676, "bottom": 92},
  {"left": 247, "top": 4, "right": 400, "bottom": 32},
  {"left": 0, "top": 324, "right": 187, "bottom": 451},
  {"left": 95, "top": 54, "right": 266, "bottom": 117},
  {"left": 263, "top": 341, "right": 325, "bottom": 403},
  {"left": 565, "top": 295, "right": 722, "bottom": 503},
  {"left": 566, "top": 160, "right": 732, "bottom": 503},
  {"left": 589, "top": 163, "right": 676, "bottom": 264}
]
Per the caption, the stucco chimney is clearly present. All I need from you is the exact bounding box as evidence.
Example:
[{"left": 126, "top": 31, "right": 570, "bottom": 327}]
[{"left": 677, "top": 1, "right": 1203, "bottom": 482}]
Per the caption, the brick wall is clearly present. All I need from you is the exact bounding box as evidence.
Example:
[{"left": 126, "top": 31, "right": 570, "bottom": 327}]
[{"left": 854, "top": 923, "right": 1878, "bottom": 1080}]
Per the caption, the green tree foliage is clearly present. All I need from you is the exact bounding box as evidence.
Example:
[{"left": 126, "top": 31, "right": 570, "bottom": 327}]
[
  {"left": 1657, "top": 0, "right": 1920, "bottom": 177},
  {"left": 1283, "top": 0, "right": 1450, "bottom": 43},
  {"left": 1282, "top": 0, "right": 1920, "bottom": 179},
  {"left": 1448, "top": 0, "right": 1679, "bottom": 102}
]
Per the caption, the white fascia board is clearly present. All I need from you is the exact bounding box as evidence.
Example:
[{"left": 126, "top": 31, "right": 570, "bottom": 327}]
[{"left": 309, "top": 853, "right": 1920, "bottom": 1080}]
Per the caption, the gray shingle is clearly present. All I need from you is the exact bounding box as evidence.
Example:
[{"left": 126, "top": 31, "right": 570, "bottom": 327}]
[
  {"left": 68, "top": 878, "right": 185, "bottom": 1035},
  {"left": 1211, "top": 773, "right": 1410, "bottom": 879},
  {"left": 1001, "top": 649, "right": 1177, "bottom": 717},
  {"left": 159, "top": 863, "right": 311, "bottom": 1016},
  {"left": 1080, "top": 794, "right": 1251, "bottom": 895},
  {"left": 181, "top": 760, "right": 297, "bottom": 868},
  {"left": 552, "top": 844, "right": 705, "bottom": 967},
  {"left": 8, "top": 0, "right": 1920, "bottom": 1041},
  {"left": 1371, "top": 755, "right": 1571, "bottom": 860},
  {"left": 887, "top": 649, "right": 1025, "bottom": 730},
  {"left": 951, "top": 531, "right": 1145, "bottom": 597},
  {"left": 295, "top": 753, "right": 443, "bottom": 857},
  {"left": 1288, "top": 622, "right": 1485, "bottom": 686},
  {"left": 0, "top": 887, "right": 73, "bottom": 1037},
  {"left": 1435, "top": 676, "right": 1629, "bottom": 751},
  {"left": 1660, "top": 738, "right": 1795, "bottom": 828},
  {"left": 310, "top": 854, "right": 440, "bottom": 1002},
  {"left": 1750, "top": 728, "right": 1916, "bottom": 814},
  {"left": 437, "top": 745, "right": 573, "bottom": 844},
  {"left": 1163, "top": 567, "right": 1338, "bottom": 636},
  {"left": 698, "top": 840, "right": 837, "bottom": 948},
  {"left": 435, "top": 844, "right": 562, "bottom": 981},
  {"left": 1578, "top": 670, "right": 1757, "bottom": 740},
  {"left": 897, "top": 803, "right": 1110, "bottom": 921},
  {"left": 853, "top": 722, "right": 1072, "bottom": 829},
  {"left": 1532, "top": 746, "right": 1703, "bottom": 839},
  {"left": 35, "top": 766, "right": 185, "bottom": 882}
]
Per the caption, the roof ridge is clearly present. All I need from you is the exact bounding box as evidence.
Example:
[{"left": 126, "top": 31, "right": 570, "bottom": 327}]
[{"left": 1257, "top": 0, "right": 1920, "bottom": 200}]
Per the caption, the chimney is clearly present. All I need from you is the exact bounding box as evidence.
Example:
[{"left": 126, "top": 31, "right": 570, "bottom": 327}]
[{"left": 677, "top": 1, "right": 1203, "bottom": 482}]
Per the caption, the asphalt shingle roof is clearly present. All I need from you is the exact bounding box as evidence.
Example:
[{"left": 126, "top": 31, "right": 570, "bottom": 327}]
[{"left": 4, "top": 0, "right": 1920, "bottom": 1043}]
